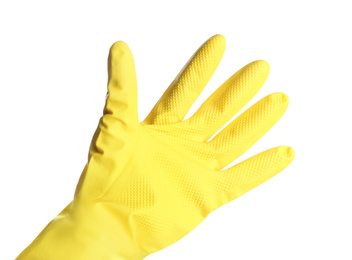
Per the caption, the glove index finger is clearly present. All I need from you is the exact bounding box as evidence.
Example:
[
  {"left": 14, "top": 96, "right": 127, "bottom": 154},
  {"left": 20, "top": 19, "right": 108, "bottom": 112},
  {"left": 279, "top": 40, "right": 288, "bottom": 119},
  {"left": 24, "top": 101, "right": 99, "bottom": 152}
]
[{"left": 143, "top": 34, "right": 226, "bottom": 125}]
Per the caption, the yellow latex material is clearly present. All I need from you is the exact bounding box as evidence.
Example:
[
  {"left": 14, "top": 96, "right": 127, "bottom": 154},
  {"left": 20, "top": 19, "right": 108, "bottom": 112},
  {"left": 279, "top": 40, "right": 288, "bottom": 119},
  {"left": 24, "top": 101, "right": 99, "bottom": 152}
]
[{"left": 16, "top": 35, "right": 294, "bottom": 260}]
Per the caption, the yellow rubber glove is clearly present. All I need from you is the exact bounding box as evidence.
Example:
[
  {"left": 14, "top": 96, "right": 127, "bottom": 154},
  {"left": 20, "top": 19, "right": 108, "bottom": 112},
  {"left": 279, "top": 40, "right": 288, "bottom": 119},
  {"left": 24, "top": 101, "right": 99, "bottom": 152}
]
[{"left": 16, "top": 34, "right": 294, "bottom": 260}]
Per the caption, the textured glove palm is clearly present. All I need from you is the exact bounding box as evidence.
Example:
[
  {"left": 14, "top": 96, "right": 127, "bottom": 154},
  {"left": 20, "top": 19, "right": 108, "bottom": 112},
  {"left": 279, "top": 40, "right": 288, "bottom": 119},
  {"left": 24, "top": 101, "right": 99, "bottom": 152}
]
[{"left": 16, "top": 35, "right": 294, "bottom": 260}]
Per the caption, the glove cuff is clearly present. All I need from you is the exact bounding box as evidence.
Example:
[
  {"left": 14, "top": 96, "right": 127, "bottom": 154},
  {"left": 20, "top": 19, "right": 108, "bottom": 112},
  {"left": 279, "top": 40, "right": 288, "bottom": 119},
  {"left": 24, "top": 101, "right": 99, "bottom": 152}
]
[{"left": 16, "top": 202, "right": 144, "bottom": 260}]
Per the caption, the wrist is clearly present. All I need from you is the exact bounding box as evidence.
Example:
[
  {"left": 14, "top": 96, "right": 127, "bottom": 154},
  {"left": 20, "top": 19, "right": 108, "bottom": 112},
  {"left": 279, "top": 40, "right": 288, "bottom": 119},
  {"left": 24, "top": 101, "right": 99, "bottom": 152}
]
[{"left": 16, "top": 201, "right": 144, "bottom": 260}]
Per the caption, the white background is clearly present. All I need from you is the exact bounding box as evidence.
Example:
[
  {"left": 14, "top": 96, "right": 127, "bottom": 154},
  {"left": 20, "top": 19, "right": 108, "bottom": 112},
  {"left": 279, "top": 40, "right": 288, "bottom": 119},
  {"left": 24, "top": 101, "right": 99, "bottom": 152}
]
[{"left": 1, "top": 1, "right": 351, "bottom": 259}]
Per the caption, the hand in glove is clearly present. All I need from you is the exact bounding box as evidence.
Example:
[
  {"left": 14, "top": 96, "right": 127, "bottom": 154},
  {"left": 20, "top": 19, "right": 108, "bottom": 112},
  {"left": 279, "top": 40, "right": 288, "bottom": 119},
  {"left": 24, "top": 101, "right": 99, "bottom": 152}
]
[{"left": 17, "top": 34, "right": 294, "bottom": 260}]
